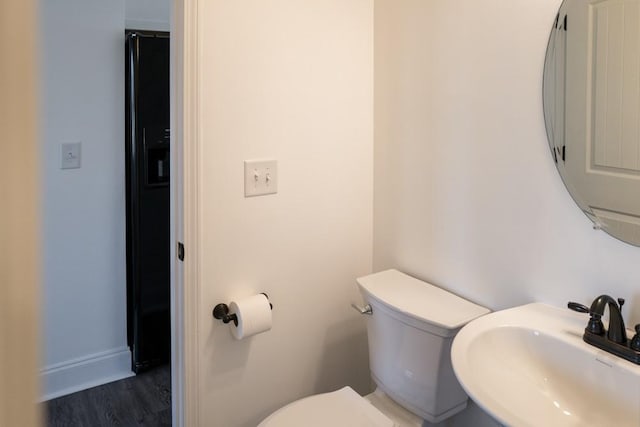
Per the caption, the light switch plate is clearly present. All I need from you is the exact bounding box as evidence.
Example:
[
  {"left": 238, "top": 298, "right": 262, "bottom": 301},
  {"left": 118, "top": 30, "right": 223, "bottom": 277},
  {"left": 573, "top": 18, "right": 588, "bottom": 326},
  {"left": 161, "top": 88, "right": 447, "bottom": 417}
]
[
  {"left": 61, "top": 142, "right": 81, "bottom": 169},
  {"left": 244, "top": 159, "right": 278, "bottom": 197}
]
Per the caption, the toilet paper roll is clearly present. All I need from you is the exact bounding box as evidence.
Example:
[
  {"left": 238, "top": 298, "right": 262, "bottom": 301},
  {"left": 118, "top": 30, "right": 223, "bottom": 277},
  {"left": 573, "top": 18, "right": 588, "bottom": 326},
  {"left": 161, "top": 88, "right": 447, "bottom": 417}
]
[{"left": 229, "top": 294, "right": 273, "bottom": 340}]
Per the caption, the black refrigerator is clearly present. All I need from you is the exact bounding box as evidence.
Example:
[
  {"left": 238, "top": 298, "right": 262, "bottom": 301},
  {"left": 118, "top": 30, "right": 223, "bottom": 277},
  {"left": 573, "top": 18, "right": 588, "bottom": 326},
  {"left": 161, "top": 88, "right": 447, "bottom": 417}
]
[{"left": 125, "top": 30, "right": 170, "bottom": 373}]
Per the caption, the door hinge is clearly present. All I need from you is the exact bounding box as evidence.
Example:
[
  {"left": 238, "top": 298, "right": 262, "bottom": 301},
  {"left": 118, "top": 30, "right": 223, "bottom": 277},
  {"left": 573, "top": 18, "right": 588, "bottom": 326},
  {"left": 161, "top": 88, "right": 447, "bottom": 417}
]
[
  {"left": 177, "top": 242, "right": 185, "bottom": 261},
  {"left": 554, "top": 146, "right": 566, "bottom": 163}
]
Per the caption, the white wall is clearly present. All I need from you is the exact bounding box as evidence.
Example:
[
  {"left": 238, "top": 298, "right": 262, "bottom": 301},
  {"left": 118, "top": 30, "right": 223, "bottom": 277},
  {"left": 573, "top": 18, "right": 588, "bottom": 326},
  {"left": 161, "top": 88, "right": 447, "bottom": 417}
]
[
  {"left": 125, "top": 0, "right": 170, "bottom": 31},
  {"left": 374, "top": 0, "right": 640, "bottom": 424},
  {"left": 39, "top": 0, "right": 131, "bottom": 399},
  {"left": 196, "top": 1, "right": 374, "bottom": 426}
]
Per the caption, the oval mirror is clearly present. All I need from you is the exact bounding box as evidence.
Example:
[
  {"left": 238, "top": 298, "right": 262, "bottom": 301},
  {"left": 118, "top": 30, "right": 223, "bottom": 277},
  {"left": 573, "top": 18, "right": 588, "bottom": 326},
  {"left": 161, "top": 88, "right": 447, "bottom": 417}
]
[{"left": 543, "top": 0, "right": 640, "bottom": 246}]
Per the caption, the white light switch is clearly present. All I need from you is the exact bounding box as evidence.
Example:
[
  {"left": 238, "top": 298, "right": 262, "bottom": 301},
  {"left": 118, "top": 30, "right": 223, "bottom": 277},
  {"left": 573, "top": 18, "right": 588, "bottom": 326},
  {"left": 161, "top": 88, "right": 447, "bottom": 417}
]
[
  {"left": 60, "top": 142, "right": 81, "bottom": 169},
  {"left": 244, "top": 159, "right": 278, "bottom": 197}
]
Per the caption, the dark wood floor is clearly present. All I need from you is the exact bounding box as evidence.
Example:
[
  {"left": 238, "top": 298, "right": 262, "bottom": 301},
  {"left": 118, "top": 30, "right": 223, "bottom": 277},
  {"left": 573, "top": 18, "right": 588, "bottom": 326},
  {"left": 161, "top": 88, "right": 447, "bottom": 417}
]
[{"left": 45, "top": 365, "right": 171, "bottom": 427}]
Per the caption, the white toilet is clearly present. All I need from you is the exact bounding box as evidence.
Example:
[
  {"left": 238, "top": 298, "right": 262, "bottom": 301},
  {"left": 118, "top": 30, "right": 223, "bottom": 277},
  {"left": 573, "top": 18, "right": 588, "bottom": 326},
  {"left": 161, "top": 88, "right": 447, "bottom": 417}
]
[{"left": 258, "top": 269, "right": 489, "bottom": 427}]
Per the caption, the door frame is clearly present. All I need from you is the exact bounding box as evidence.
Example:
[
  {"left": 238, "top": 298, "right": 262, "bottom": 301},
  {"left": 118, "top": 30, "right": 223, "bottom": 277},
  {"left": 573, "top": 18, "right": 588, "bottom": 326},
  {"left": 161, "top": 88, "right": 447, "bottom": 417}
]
[
  {"left": 0, "top": 1, "right": 41, "bottom": 425},
  {"left": 171, "top": 0, "right": 200, "bottom": 425}
]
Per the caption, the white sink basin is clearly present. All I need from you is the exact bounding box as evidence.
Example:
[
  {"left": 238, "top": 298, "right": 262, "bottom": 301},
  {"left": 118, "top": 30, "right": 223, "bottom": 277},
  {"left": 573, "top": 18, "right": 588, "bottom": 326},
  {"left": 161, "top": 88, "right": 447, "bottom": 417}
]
[{"left": 451, "top": 303, "right": 640, "bottom": 427}]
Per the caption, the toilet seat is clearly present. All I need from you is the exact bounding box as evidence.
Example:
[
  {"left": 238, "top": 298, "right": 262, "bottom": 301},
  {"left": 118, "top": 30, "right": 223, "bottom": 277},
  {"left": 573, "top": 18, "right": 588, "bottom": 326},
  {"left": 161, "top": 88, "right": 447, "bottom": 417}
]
[{"left": 257, "top": 386, "right": 396, "bottom": 427}]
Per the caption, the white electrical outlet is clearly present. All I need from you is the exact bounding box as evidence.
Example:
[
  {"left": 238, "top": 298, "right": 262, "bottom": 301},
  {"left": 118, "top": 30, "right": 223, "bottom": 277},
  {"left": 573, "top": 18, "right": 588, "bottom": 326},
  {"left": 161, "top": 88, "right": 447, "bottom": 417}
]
[
  {"left": 244, "top": 159, "right": 278, "bottom": 197},
  {"left": 60, "top": 142, "right": 81, "bottom": 169}
]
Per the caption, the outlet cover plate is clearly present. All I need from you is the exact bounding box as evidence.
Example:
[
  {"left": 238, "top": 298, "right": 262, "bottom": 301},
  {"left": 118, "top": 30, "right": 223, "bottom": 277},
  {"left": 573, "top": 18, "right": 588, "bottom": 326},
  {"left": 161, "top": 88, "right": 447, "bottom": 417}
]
[{"left": 61, "top": 142, "right": 81, "bottom": 169}]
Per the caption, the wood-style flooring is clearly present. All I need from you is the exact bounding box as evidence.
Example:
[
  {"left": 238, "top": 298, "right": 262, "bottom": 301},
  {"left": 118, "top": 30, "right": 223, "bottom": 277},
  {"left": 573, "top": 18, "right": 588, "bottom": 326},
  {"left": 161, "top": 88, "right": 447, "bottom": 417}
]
[{"left": 45, "top": 365, "right": 171, "bottom": 427}]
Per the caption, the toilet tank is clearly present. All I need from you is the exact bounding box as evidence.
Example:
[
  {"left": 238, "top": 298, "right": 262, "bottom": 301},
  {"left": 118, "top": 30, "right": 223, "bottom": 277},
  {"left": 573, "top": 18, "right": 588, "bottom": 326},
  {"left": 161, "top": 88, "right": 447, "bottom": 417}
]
[{"left": 357, "top": 270, "right": 489, "bottom": 423}]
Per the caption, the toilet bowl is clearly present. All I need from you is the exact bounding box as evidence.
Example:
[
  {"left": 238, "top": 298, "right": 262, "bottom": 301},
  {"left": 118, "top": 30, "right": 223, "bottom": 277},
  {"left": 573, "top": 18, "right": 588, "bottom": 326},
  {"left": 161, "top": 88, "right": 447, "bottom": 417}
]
[
  {"left": 258, "top": 386, "right": 395, "bottom": 427},
  {"left": 258, "top": 269, "right": 489, "bottom": 427}
]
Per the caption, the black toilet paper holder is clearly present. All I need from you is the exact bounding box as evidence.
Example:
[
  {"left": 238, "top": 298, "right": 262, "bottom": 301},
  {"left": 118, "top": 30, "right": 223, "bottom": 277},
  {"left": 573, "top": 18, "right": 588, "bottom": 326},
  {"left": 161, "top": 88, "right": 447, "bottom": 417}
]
[{"left": 212, "top": 293, "right": 273, "bottom": 327}]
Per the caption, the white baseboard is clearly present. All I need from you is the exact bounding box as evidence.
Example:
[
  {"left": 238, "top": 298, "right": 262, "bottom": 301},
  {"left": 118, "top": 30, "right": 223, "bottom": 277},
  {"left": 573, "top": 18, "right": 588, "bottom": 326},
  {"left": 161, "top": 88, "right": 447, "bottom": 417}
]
[{"left": 40, "top": 347, "right": 134, "bottom": 401}]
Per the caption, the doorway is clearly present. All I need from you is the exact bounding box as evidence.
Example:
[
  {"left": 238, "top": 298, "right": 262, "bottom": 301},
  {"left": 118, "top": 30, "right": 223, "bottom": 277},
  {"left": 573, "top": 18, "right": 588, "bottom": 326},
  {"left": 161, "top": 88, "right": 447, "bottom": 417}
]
[{"left": 38, "top": 1, "right": 177, "bottom": 425}]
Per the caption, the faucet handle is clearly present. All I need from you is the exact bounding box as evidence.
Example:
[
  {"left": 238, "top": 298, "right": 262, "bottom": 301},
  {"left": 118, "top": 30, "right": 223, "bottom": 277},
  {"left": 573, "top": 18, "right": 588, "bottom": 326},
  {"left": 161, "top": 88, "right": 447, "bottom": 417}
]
[
  {"left": 618, "top": 298, "right": 625, "bottom": 311},
  {"left": 567, "top": 302, "right": 589, "bottom": 313}
]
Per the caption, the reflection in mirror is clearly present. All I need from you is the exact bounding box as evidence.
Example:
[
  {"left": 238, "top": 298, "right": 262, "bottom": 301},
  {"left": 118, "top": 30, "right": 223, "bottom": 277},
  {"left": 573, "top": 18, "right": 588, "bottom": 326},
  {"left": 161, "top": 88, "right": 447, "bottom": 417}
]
[{"left": 544, "top": 0, "right": 640, "bottom": 246}]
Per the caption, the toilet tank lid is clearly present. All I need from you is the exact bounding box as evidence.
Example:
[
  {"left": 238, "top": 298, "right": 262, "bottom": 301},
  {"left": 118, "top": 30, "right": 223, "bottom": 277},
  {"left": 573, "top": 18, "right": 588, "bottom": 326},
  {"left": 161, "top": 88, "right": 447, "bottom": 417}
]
[{"left": 357, "top": 270, "right": 490, "bottom": 331}]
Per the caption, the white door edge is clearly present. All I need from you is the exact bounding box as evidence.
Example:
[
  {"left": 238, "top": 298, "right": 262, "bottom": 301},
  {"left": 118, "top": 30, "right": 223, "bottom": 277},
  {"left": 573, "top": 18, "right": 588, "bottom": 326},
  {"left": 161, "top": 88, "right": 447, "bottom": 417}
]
[{"left": 171, "top": 0, "right": 201, "bottom": 425}]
